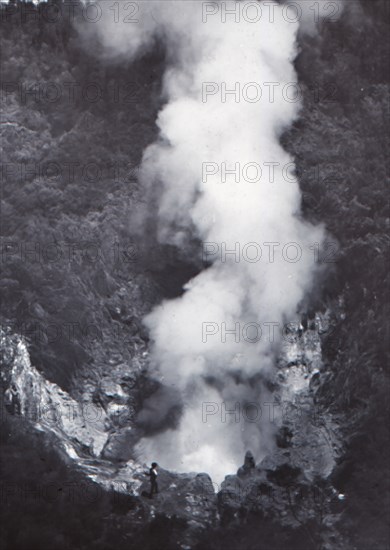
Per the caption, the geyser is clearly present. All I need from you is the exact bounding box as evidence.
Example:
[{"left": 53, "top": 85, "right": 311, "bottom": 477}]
[{"left": 91, "top": 0, "right": 327, "bottom": 483}]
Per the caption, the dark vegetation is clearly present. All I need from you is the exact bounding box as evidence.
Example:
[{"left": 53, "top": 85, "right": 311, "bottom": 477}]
[
  {"left": 287, "top": 2, "right": 390, "bottom": 548},
  {"left": 0, "top": 1, "right": 157, "bottom": 390},
  {"left": 0, "top": 0, "right": 389, "bottom": 548},
  {"left": 0, "top": 0, "right": 200, "bottom": 392}
]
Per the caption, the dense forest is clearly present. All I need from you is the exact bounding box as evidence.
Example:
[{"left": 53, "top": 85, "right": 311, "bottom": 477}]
[
  {"left": 1, "top": 0, "right": 389, "bottom": 548},
  {"left": 289, "top": 4, "right": 389, "bottom": 548}
]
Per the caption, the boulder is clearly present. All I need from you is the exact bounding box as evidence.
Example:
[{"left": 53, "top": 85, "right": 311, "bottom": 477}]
[
  {"left": 237, "top": 450, "right": 256, "bottom": 477},
  {"left": 101, "top": 427, "right": 139, "bottom": 462}
]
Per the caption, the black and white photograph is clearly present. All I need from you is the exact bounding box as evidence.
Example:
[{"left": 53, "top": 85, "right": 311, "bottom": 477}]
[{"left": 0, "top": 0, "right": 389, "bottom": 548}]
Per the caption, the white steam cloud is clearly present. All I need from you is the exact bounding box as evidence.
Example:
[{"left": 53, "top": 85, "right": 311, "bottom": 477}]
[{"left": 91, "top": 1, "right": 329, "bottom": 483}]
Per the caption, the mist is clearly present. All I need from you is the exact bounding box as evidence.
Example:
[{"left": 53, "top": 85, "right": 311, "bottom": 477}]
[{"left": 90, "top": 0, "right": 327, "bottom": 483}]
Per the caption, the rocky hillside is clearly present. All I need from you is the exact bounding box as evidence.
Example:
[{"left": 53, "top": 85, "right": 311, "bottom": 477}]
[
  {"left": 285, "top": 2, "right": 390, "bottom": 548},
  {"left": 1, "top": 311, "right": 346, "bottom": 550},
  {"left": 1, "top": 1, "right": 389, "bottom": 549}
]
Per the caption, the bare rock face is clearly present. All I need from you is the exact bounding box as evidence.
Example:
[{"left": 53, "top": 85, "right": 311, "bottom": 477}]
[
  {"left": 101, "top": 427, "right": 139, "bottom": 462},
  {"left": 0, "top": 328, "right": 108, "bottom": 457},
  {"left": 0, "top": 328, "right": 145, "bottom": 486},
  {"left": 0, "top": 306, "right": 346, "bottom": 548},
  {"left": 215, "top": 312, "right": 345, "bottom": 538},
  {"left": 217, "top": 449, "right": 345, "bottom": 546},
  {"left": 0, "top": 327, "right": 218, "bottom": 546}
]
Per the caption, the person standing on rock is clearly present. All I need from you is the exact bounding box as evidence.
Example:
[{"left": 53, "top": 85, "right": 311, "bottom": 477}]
[{"left": 149, "top": 462, "right": 158, "bottom": 498}]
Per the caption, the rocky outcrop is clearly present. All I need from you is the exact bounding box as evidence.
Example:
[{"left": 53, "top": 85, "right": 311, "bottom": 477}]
[
  {"left": 0, "top": 327, "right": 146, "bottom": 491},
  {"left": 0, "top": 306, "right": 346, "bottom": 548},
  {"left": 0, "top": 328, "right": 108, "bottom": 457},
  {"left": 237, "top": 450, "right": 256, "bottom": 477}
]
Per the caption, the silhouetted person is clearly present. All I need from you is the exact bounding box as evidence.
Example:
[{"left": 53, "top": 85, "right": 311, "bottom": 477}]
[{"left": 149, "top": 462, "right": 158, "bottom": 498}]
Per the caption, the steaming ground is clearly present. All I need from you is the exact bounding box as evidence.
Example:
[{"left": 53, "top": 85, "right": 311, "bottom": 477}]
[{"left": 90, "top": 1, "right": 330, "bottom": 483}]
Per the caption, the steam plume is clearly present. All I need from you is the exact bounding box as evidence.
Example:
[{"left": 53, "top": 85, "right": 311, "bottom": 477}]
[{"left": 92, "top": 1, "right": 327, "bottom": 483}]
